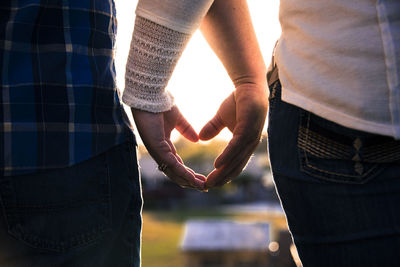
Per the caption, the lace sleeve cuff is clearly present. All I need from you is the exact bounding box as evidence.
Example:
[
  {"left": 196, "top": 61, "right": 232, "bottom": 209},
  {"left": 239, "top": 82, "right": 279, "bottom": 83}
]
[{"left": 122, "top": 16, "right": 190, "bottom": 113}]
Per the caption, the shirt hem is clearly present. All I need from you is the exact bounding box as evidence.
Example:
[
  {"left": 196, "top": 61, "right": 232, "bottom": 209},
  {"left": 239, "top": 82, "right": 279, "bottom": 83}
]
[{"left": 282, "top": 89, "right": 400, "bottom": 139}]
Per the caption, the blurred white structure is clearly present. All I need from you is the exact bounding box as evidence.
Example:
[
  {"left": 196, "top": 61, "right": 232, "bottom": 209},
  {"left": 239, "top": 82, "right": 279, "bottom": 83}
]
[{"left": 181, "top": 220, "right": 270, "bottom": 267}]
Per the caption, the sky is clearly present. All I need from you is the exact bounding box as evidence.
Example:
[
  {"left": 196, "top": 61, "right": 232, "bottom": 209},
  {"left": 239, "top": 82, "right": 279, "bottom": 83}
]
[{"left": 114, "top": 0, "right": 281, "bottom": 142}]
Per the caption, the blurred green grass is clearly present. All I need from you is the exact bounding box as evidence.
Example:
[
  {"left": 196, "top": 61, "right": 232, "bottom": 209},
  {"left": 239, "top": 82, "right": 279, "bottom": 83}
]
[
  {"left": 141, "top": 209, "right": 230, "bottom": 267},
  {"left": 141, "top": 209, "right": 287, "bottom": 267}
]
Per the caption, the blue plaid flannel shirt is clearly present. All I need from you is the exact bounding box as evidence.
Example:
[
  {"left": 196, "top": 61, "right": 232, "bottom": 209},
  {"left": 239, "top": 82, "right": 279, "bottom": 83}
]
[{"left": 0, "top": 0, "right": 133, "bottom": 176}]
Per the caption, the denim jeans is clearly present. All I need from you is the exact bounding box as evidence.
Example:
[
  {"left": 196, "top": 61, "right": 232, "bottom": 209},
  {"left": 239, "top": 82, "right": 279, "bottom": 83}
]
[
  {"left": 268, "top": 80, "right": 400, "bottom": 267},
  {"left": 0, "top": 137, "right": 142, "bottom": 267}
]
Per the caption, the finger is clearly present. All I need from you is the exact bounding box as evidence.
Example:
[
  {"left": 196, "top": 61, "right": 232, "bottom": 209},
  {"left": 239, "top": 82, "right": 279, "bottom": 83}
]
[
  {"left": 185, "top": 166, "right": 196, "bottom": 176},
  {"left": 166, "top": 139, "right": 184, "bottom": 164},
  {"left": 146, "top": 140, "right": 201, "bottom": 187},
  {"left": 153, "top": 140, "right": 204, "bottom": 189},
  {"left": 205, "top": 167, "right": 237, "bottom": 188},
  {"left": 183, "top": 167, "right": 207, "bottom": 187},
  {"left": 214, "top": 154, "right": 251, "bottom": 187},
  {"left": 162, "top": 160, "right": 205, "bottom": 190},
  {"left": 205, "top": 168, "right": 226, "bottom": 188},
  {"left": 166, "top": 139, "right": 177, "bottom": 154},
  {"left": 158, "top": 136, "right": 183, "bottom": 165},
  {"left": 175, "top": 114, "right": 199, "bottom": 142},
  {"left": 186, "top": 170, "right": 207, "bottom": 188},
  {"left": 200, "top": 93, "right": 236, "bottom": 141},
  {"left": 199, "top": 113, "right": 225, "bottom": 141},
  {"left": 214, "top": 132, "right": 259, "bottom": 168},
  {"left": 206, "top": 145, "right": 256, "bottom": 188},
  {"left": 194, "top": 171, "right": 207, "bottom": 182},
  {"left": 166, "top": 158, "right": 205, "bottom": 189},
  {"left": 163, "top": 171, "right": 195, "bottom": 189},
  {"left": 186, "top": 168, "right": 207, "bottom": 186},
  {"left": 165, "top": 138, "right": 206, "bottom": 184}
]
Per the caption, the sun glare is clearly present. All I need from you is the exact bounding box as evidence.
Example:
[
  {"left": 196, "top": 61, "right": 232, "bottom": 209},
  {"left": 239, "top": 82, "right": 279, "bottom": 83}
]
[{"left": 114, "top": 0, "right": 281, "bottom": 142}]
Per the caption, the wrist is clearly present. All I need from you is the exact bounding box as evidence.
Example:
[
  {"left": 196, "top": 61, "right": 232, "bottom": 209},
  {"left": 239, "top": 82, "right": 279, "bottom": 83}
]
[
  {"left": 234, "top": 79, "right": 269, "bottom": 108},
  {"left": 234, "top": 75, "right": 268, "bottom": 95}
]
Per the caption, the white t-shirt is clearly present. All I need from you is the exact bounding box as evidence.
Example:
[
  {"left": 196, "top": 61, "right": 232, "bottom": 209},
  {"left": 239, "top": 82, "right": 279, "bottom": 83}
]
[{"left": 276, "top": 0, "right": 400, "bottom": 139}]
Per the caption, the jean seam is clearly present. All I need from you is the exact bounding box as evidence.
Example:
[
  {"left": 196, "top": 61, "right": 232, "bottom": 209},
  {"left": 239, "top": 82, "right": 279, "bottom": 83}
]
[{"left": 303, "top": 156, "right": 378, "bottom": 178}]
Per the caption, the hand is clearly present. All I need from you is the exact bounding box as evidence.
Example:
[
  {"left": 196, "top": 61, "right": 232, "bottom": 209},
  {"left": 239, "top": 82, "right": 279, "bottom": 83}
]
[
  {"left": 199, "top": 83, "right": 268, "bottom": 188},
  {"left": 132, "top": 106, "right": 207, "bottom": 191}
]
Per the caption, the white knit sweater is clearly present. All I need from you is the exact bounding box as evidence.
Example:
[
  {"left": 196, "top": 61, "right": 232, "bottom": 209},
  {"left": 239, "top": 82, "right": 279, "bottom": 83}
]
[{"left": 122, "top": 0, "right": 214, "bottom": 113}]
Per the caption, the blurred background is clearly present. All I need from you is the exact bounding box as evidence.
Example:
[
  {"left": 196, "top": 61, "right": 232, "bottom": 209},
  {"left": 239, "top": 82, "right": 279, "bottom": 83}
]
[{"left": 114, "top": 1, "right": 301, "bottom": 266}]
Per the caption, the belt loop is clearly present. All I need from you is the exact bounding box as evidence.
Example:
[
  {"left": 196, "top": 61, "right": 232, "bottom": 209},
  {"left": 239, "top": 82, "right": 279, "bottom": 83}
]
[{"left": 267, "top": 40, "right": 280, "bottom": 87}]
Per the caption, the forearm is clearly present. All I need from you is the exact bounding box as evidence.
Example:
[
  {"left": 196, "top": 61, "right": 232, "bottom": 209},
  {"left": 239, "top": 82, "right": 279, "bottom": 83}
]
[
  {"left": 200, "top": 0, "right": 266, "bottom": 88},
  {"left": 122, "top": 16, "right": 189, "bottom": 112},
  {"left": 123, "top": 0, "right": 214, "bottom": 113}
]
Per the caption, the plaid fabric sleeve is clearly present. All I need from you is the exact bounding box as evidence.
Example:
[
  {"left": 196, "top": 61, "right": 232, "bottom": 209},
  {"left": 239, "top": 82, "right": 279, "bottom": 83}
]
[{"left": 0, "top": 0, "right": 133, "bottom": 176}]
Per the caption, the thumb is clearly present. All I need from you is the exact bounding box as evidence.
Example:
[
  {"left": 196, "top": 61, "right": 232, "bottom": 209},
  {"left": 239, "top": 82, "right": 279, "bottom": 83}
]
[
  {"left": 176, "top": 115, "right": 199, "bottom": 142},
  {"left": 199, "top": 114, "right": 225, "bottom": 141}
]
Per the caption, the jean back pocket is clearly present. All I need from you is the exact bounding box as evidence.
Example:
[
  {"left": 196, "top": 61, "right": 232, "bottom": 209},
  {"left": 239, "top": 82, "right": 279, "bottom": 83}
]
[
  {"left": 297, "top": 111, "right": 400, "bottom": 184},
  {"left": 0, "top": 154, "right": 112, "bottom": 252}
]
